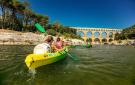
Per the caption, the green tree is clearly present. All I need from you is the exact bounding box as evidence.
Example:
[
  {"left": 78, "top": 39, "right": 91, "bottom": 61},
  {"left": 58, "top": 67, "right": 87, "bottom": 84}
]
[
  {"left": 47, "top": 29, "right": 56, "bottom": 36},
  {"left": 52, "top": 21, "right": 60, "bottom": 32}
]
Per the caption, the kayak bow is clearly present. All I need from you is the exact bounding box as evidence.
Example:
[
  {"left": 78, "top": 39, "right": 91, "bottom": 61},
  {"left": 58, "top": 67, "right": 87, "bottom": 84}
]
[{"left": 25, "top": 47, "right": 68, "bottom": 69}]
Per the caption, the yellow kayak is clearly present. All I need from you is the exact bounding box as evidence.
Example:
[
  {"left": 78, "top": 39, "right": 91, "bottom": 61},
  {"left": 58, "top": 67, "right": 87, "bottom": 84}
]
[{"left": 25, "top": 47, "right": 68, "bottom": 70}]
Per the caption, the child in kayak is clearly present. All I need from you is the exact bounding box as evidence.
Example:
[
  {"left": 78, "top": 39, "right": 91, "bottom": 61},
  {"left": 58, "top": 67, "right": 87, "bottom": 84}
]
[
  {"left": 55, "top": 37, "right": 63, "bottom": 49},
  {"left": 51, "top": 37, "right": 64, "bottom": 52}
]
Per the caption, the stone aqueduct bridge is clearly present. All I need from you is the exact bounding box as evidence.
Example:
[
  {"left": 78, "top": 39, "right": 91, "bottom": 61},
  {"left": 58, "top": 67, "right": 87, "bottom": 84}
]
[{"left": 72, "top": 27, "right": 122, "bottom": 43}]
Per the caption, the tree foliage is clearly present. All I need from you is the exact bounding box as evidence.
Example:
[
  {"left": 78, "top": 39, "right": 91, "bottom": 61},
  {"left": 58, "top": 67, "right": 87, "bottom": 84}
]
[
  {"left": 115, "top": 25, "right": 135, "bottom": 40},
  {"left": 0, "top": 0, "right": 49, "bottom": 32},
  {"left": 0, "top": 0, "right": 82, "bottom": 39}
]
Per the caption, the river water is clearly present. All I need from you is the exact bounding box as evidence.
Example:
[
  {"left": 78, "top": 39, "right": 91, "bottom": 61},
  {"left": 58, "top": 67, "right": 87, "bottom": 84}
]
[{"left": 0, "top": 45, "right": 135, "bottom": 85}]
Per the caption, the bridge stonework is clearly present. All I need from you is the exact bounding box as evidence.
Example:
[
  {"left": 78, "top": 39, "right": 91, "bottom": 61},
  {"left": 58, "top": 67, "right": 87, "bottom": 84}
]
[{"left": 72, "top": 27, "right": 122, "bottom": 44}]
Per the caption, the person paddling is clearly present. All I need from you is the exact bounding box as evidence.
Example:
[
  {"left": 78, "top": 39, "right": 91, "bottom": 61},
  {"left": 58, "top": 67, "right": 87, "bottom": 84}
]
[{"left": 33, "top": 35, "right": 54, "bottom": 54}]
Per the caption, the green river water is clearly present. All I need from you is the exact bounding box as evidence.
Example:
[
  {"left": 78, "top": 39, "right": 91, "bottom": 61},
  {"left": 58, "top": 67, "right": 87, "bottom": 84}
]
[{"left": 0, "top": 45, "right": 135, "bottom": 85}]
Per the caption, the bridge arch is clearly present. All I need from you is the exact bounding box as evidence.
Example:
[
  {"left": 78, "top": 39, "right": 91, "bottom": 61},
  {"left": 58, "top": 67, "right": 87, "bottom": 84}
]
[
  {"left": 94, "top": 32, "right": 100, "bottom": 38},
  {"left": 109, "top": 39, "right": 113, "bottom": 42},
  {"left": 77, "top": 31, "right": 84, "bottom": 37},
  {"left": 74, "top": 27, "right": 122, "bottom": 44},
  {"left": 102, "top": 38, "right": 107, "bottom": 43},
  {"left": 109, "top": 32, "right": 113, "bottom": 38},
  {"left": 102, "top": 32, "right": 107, "bottom": 38},
  {"left": 86, "top": 31, "right": 92, "bottom": 38},
  {"left": 94, "top": 38, "right": 100, "bottom": 43},
  {"left": 86, "top": 38, "right": 92, "bottom": 42}
]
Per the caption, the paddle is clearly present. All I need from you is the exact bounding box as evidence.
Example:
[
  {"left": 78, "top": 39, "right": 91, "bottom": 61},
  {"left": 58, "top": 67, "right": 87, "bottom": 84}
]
[
  {"left": 34, "top": 23, "right": 46, "bottom": 33},
  {"left": 34, "top": 23, "right": 79, "bottom": 61},
  {"left": 66, "top": 53, "right": 79, "bottom": 61},
  {"left": 62, "top": 48, "right": 79, "bottom": 61}
]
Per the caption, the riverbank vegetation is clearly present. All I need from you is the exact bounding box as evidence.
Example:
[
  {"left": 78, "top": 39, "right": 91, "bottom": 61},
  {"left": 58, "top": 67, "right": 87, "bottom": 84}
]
[
  {"left": 115, "top": 25, "right": 135, "bottom": 40},
  {"left": 0, "top": 0, "right": 82, "bottom": 39}
]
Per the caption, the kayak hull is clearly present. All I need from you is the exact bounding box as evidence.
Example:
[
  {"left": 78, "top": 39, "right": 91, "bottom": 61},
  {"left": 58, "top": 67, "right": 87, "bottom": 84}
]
[
  {"left": 25, "top": 47, "right": 68, "bottom": 69},
  {"left": 83, "top": 44, "right": 92, "bottom": 48}
]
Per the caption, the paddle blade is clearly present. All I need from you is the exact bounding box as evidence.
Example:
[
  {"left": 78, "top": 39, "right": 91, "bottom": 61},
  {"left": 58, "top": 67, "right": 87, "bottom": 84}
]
[
  {"left": 67, "top": 53, "right": 79, "bottom": 61},
  {"left": 35, "top": 23, "right": 46, "bottom": 33}
]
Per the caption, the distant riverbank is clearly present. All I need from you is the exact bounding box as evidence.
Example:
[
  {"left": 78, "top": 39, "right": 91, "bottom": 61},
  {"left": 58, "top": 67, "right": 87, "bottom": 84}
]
[
  {"left": 2, "top": 29, "right": 133, "bottom": 46},
  {"left": 0, "top": 29, "right": 84, "bottom": 45},
  {"left": 0, "top": 29, "right": 49, "bottom": 45}
]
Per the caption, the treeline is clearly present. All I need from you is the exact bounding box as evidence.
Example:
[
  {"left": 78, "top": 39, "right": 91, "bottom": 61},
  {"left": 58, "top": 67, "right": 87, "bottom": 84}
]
[
  {"left": 115, "top": 25, "right": 135, "bottom": 40},
  {"left": 0, "top": 0, "right": 47, "bottom": 31},
  {"left": 0, "top": 0, "right": 81, "bottom": 39}
]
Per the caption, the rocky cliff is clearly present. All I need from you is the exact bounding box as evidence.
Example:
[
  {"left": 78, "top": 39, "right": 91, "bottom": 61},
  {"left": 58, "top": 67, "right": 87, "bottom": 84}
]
[{"left": 0, "top": 30, "right": 45, "bottom": 45}]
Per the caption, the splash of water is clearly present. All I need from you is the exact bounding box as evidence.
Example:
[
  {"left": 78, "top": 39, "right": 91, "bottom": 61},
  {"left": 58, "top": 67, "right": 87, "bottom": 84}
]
[
  {"left": 28, "top": 69, "right": 36, "bottom": 78},
  {"left": 26, "top": 69, "right": 37, "bottom": 85}
]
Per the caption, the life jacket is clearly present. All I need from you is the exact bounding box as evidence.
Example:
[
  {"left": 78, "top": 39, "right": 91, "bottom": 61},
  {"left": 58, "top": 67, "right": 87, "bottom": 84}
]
[{"left": 33, "top": 43, "right": 51, "bottom": 54}]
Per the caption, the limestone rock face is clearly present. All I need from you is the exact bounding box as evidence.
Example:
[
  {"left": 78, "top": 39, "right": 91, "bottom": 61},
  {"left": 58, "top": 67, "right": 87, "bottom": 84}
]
[{"left": 0, "top": 31, "right": 45, "bottom": 45}]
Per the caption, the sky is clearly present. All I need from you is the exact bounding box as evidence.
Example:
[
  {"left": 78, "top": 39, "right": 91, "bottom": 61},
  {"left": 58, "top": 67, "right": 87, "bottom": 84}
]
[{"left": 28, "top": 0, "right": 135, "bottom": 29}]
